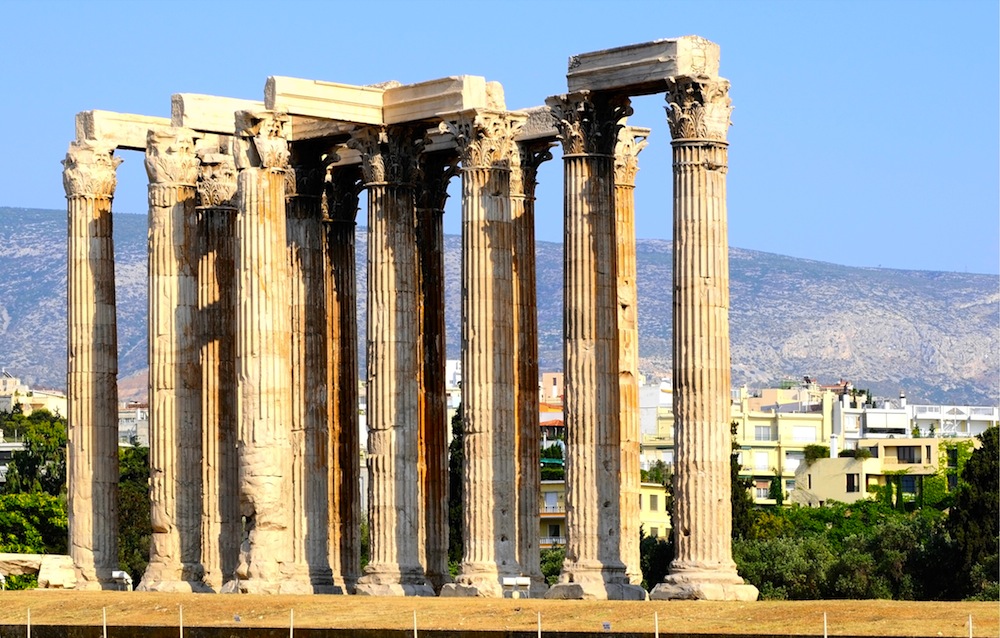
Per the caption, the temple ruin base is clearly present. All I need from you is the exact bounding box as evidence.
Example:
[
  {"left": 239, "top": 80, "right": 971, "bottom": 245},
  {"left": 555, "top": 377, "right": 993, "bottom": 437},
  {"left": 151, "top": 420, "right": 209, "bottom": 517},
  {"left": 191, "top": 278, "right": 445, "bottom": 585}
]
[
  {"left": 650, "top": 570, "right": 759, "bottom": 601},
  {"left": 544, "top": 564, "right": 648, "bottom": 601}
]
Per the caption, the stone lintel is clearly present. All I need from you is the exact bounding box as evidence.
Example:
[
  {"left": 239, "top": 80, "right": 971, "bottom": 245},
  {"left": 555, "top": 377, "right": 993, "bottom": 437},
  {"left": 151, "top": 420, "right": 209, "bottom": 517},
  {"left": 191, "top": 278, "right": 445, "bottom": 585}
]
[
  {"left": 566, "top": 36, "right": 720, "bottom": 96},
  {"left": 75, "top": 110, "right": 173, "bottom": 151},
  {"left": 327, "top": 143, "right": 361, "bottom": 167},
  {"left": 265, "top": 76, "right": 385, "bottom": 125},
  {"left": 383, "top": 76, "right": 501, "bottom": 124},
  {"left": 513, "top": 106, "right": 557, "bottom": 143},
  {"left": 287, "top": 115, "right": 355, "bottom": 142},
  {"left": 171, "top": 93, "right": 265, "bottom": 134}
]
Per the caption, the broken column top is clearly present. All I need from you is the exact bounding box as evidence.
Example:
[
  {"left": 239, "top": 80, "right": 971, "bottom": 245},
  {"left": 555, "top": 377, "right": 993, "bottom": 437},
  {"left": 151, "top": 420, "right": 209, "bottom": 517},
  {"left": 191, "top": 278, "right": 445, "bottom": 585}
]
[{"left": 566, "top": 36, "right": 720, "bottom": 96}]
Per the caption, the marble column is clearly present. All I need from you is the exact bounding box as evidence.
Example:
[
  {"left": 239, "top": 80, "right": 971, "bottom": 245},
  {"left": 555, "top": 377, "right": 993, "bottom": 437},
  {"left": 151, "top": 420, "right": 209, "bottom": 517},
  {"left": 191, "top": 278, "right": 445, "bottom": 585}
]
[
  {"left": 230, "top": 111, "right": 301, "bottom": 594},
  {"left": 415, "top": 151, "right": 457, "bottom": 593},
  {"left": 194, "top": 149, "right": 240, "bottom": 590},
  {"left": 63, "top": 139, "right": 121, "bottom": 589},
  {"left": 511, "top": 141, "right": 552, "bottom": 595},
  {"left": 324, "top": 164, "right": 363, "bottom": 592},
  {"left": 613, "top": 127, "right": 648, "bottom": 586},
  {"left": 440, "top": 111, "right": 523, "bottom": 598},
  {"left": 649, "top": 75, "right": 757, "bottom": 601},
  {"left": 351, "top": 125, "right": 434, "bottom": 596},
  {"left": 544, "top": 93, "right": 646, "bottom": 600},
  {"left": 286, "top": 149, "right": 336, "bottom": 593},
  {"left": 140, "top": 129, "right": 207, "bottom": 592}
]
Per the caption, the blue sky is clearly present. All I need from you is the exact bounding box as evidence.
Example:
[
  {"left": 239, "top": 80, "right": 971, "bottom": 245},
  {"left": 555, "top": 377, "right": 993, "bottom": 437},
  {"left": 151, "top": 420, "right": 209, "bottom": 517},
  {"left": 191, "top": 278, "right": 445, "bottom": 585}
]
[{"left": 2, "top": 0, "right": 997, "bottom": 274}]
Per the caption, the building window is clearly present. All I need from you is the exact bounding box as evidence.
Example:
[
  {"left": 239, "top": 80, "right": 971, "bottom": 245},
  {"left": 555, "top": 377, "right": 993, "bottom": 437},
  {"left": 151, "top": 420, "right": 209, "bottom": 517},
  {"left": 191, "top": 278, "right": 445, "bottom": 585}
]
[
  {"left": 792, "top": 426, "right": 817, "bottom": 442},
  {"left": 649, "top": 495, "right": 659, "bottom": 511},
  {"left": 754, "top": 480, "right": 770, "bottom": 499},
  {"left": 785, "top": 451, "right": 804, "bottom": 472},
  {"left": 754, "top": 451, "right": 769, "bottom": 470},
  {"left": 947, "top": 448, "right": 958, "bottom": 468},
  {"left": 638, "top": 494, "right": 643, "bottom": 510},
  {"left": 947, "top": 474, "right": 958, "bottom": 491},
  {"left": 548, "top": 524, "right": 560, "bottom": 538},
  {"left": 650, "top": 527, "right": 659, "bottom": 538},
  {"left": 755, "top": 425, "right": 775, "bottom": 441},
  {"left": 846, "top": 474, "right": 860, "bottom": 493},
  {"left": 786, "top": 479, "right": 796, "bottom": 491},
  {"left": 901, "top": 475, "right": 917, "bottom": 493},
  {"left": 897, "top": 446, "right": 920, "bottom": 464},
  {"left": 808, "top": 474, "right": 812, "bottom": 490}
]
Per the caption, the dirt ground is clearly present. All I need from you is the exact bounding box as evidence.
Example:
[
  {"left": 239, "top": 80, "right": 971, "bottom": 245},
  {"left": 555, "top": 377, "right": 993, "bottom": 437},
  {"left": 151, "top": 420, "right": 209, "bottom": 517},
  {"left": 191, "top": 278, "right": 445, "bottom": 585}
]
[{"left": 0, "top": 591, "right": 996, "bottom": 636}]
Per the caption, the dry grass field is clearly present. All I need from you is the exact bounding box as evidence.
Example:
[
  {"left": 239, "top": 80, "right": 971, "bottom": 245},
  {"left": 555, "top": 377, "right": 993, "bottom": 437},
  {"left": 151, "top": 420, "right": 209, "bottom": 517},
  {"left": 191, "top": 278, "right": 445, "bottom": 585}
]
[{"left": 0, "top": 591, "right": 996, "bottom": 636}]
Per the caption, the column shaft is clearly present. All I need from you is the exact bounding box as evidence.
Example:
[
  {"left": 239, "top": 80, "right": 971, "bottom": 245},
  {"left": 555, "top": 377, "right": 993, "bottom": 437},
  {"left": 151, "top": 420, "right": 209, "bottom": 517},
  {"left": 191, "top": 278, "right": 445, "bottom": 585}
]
[
  {"left": 441, "top": 113, "right": 522, "bottom": 598},
  {"left": 650, "top": 75, "right": 757, "bottom": 601},
  {"left": 614, "top": 128, "right": 647, "bottom": 585},
  {"left": 325, "top": 166, "right": 362, "bottom": 592},
  {"left": 64, "top": 141, "right": 121, "bottom": 589},
  {"left": 287, "top": 162, "right": 335, "bottom": 592},
  {"left": 141, "top": 130, "right": 206, "bottom": 592},
  {"left": 352, "top": 126, "right": 433, "bottom": 596},
  {"left": 231, "top": 111, "right": 299, "bottom": 593},
  {"left": 545, "top": 94, "right": 644, "bottom": 600}
]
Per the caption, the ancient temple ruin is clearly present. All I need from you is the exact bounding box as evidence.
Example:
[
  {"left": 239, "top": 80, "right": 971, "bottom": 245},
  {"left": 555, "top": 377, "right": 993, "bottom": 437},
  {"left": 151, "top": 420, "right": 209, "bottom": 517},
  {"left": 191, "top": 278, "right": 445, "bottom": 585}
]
[{"left": 63, "top": 36, "right": 757, "bottom": 601}]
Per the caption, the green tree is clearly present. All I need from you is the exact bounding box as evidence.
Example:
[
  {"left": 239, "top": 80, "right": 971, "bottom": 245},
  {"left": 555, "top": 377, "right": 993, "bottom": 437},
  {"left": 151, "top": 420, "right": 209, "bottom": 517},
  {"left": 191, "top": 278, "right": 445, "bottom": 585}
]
[
  {"left": 946, "top": 426, "right": 999, "bottom": 600},
  {"left": 733, "top": 535, "right": 833, "bottom": 599},
  {"left": 0, "top": 491, "right": 67, "bottom": 555},
  {"left": 639, "top": 528, "right": 673, "bottom": 591},
  {"left": 767, "top": 469, "right": 784, "bottom": 506},
  {"left": 539, "top": 546, "right": 565, "bottom": 586},
  {"left": 540, "top": 442, "right": 563, "bottom": 461},
  {"left": 730, "top": 422, "right": 754, "bottom": 540},
  {"left": 447, "top": 404, "right": 464, "bottom": 566},
  {"left": 117, "top": 444, "right": 151, "bottom": 584},
  {"left": 2, "top": 409, "right": 67, "bottom": 496}
]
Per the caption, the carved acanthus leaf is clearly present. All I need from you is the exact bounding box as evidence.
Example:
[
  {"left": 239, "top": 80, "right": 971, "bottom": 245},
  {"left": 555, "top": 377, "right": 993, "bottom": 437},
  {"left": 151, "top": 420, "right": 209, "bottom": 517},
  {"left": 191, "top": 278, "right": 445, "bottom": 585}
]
[
  {"left": 62, "top": 140, "right": 122, "bottom": 198},
  {"left": 664, "top": 75, "right": 732, "bottom": 142},
  {"left": 348, "top": 125, "right": 421, "bottom": 185},
  {"left": 614, "top": 127, "right": 650, "bottom": 186},
  {"left": 196, "top": 152, "right": 238, "bottom": 208},
  {"left": 546, "top": 93, "right": 631, "bottom": 156},
  {"left": 324, "top": 165, "right": 364, "bottom": 222},
  {"left": 416, "top": 152, "right": 459, "bottom": 211},
  {"left": 145, "top": 129, "right": 198, "bottom": 186},
  {"left": 440, "top": 111, "right": 523, "bottom": 170},
  {"left": 234, "top": 111, "right": 291, "bottom": 170},
  {"left": 511, "top": 141, "right": 554, "bottom": 196}
]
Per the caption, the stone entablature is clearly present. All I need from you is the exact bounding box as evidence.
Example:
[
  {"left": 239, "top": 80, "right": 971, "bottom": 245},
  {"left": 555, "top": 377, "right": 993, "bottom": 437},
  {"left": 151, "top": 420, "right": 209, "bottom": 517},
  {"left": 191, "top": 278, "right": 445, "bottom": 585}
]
[{"left": 63, "top": 35, "right": 754, "bottom": 601}]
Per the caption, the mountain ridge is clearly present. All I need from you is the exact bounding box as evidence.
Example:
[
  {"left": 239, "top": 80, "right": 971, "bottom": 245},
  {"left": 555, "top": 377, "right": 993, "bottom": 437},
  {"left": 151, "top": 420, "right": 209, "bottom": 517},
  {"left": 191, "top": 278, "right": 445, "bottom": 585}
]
[{"left": 2, "top": 207, "right": 996, "bottom": 405}]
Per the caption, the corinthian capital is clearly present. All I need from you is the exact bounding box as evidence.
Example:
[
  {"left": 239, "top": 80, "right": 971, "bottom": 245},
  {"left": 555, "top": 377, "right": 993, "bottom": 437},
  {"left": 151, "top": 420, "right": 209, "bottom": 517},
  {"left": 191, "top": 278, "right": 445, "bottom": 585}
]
[
  {"left": 233, "top": 111, "right": 290, "bottom": 170},
  {"left": 347, "top": 124, "right": 422, "bottom": 186},
  {"left": 545, "top": 92, "right": 632, "bottom": 156},
  {"left": 439, "top": 110, "right": 524, "bottom": 170},
  {"left": 145, "top": 129, "right": 198, "bottom": 186},
  {"left": 665, "top": 75, "right": 732, "bottom": 142},
  {"left": 614, "top": 127, "right": 650, "bottom": 186},
  {"left": 196, "top": 152, "right": 238, "bottom": 208},
  {"left": 62, "top": 140, "right": 122, "bottom": 198}
]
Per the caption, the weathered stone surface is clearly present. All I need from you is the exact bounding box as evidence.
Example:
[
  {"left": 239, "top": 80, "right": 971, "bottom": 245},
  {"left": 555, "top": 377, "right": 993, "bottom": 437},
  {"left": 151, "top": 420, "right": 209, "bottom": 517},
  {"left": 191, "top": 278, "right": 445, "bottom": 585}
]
[
  {"left": 0, "top": 553, "right": 42, "bottom": 576},
  {"left": 36, "top": 555, "right": 78, "bottom": 589},
  {"left": 265, "top": 76, "right": 384, "bottom": 124},
  {"left": 75, "top": 110, "right": 173, "bottom": 150},
  {"left": 566, "top": 36, "right": 720, "bottom": 96},
  {"left": 171, "top": 93, "right": 265, "bottom": 134},
  {"left": 384, "top": 76, "right": 499, "bottom": 124}
]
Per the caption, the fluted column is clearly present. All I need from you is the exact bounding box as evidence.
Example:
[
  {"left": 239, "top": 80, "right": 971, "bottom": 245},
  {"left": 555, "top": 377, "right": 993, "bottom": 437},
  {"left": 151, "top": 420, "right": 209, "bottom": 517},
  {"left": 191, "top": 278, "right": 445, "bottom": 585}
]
[
  {"left": 140, "top": 129, "right": 206, "bottom": 592},
  {"left": 415, "top": 152, "right": 457, "bottom": 593},
  {"left": 650, "top": 75, "right": 757, "bottom": 601},
  {"left": 230, "top": 111, "right": 301, "bottom": 594},
  {"left": 325, "top": 165, "right": 363, "bottom": 592},
  {"left": 63, "top": 140, "right": 121, "bottom": 589},
  {"left": 613, "top": 127, "right": 648, "bottom": 586},
  {"left": 286, "top": 154, "right": 336, "bottom": 593},
  {"left": 194, "top": 150, "right": 239, "bottom": 590},
  {"left": 545, "top": 93, "right": 645, "bottom": 600},
  {"left": 440, "top": 111, "right": 523, "bottom": 598},
  {"left": 352, "top": 125, "right": 434, "bottom": 597},
  {"left": 511, "top": 141, "right": 553, "bottom": 595}
]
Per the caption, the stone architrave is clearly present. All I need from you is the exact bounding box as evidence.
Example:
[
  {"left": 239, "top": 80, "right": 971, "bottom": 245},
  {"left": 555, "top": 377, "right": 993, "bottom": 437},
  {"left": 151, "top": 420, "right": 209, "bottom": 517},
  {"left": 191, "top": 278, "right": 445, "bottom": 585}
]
[
  {"left": 414, "top": 151, "right": 458, "bottom": 593},
  {"left": 229, "top": 111, "right": 303, "bottom": 594},
  {"left": 63, "top": 140, "right": 122, "bottom": 589},
  {"left": 324, "top": 164, "right": 364, "bottom": 593},
  {"left": 649, "top": 75, "right": 758, "bottom": 602},
  {"left": 140, "top": 128, "right": 208, "bottom": 592},
  {"left": 511, "top": 140, "right": 553, "bottom": 596},
  {"left": 439, "top": 111, "right": 523, "bottom": 598},
  {"left": 351, "top": 125, "right": 435, "bottom": 597},
  {"left": 286, "top": 148, "right": 337, "bottom": 593},
  {"left": 194, "top": 148, "right": 240, "bottom": 590},
  {"left": 544, "top": 93, "right": 646, "bottom": 600},
  {"left": 613, "top": 126, "right": 649, "bottom": 586}
]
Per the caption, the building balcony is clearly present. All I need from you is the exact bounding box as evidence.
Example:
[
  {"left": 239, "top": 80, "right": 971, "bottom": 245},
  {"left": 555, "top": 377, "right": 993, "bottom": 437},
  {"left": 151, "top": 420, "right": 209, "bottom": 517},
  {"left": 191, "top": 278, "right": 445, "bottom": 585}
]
[{"left": 540, "top": 536, "right": 566, "bottom": 547}]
